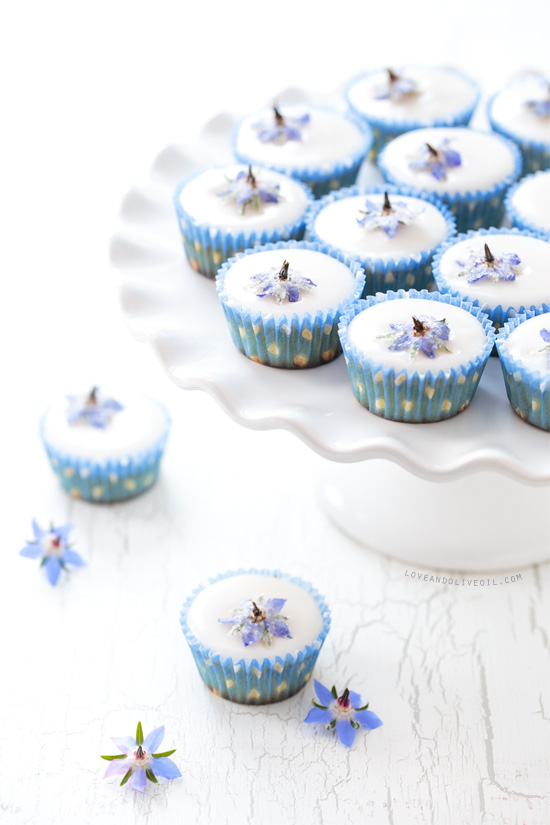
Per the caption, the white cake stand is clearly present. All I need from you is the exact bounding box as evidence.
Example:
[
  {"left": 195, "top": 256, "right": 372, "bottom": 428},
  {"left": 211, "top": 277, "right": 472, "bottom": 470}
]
[{"left": 111, "top": 96, "right": 550, "bottom": 572}]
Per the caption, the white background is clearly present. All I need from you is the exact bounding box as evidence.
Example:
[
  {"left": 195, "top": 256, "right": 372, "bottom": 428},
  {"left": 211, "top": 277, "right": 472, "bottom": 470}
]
[{"left": 1, "top": 1, "right": 549, "bottom": 823}]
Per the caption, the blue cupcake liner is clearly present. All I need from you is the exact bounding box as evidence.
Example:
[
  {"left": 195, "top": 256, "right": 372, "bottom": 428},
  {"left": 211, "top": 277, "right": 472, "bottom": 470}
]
[
  {"left": 180, "top": 568, "right": 331, "bottom": 705},
  {"left": 505, "top": 172, "right": 550, "bottom": 240},
  {"left": 345, "top": 67, "right": 480, "bottom": 156},
  {"left": 305, "top": 184, "right": 456, "bottom": 296},
  {"left": 231, "top": 106, "right": 373, "bottom": 199},
  {"left": 173, "top": 167, "right": 314, "bottom": 280},
  {"left": 496, "top": 307, "right": 550, "bottom": 430},
  {"left": 338, "top": 289, "right": 495, "bottom": 423},
  {"left": 216, "top": 240, "right": 366, "bottom": 369},
  {"left": 378, "top": 128, "right": 523, "bottom": 234},
  {"left": 40, "top": 402, "right": 171, "bottom": 503},
  {"left": 487, "top": 92, "right": 550, "bottom": 176},
  {"left": 432, "top": 226, "right": 550, "bottom": 329}
]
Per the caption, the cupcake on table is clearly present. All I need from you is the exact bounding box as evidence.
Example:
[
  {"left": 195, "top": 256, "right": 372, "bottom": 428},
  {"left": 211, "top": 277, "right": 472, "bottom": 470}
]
[
  {"left": 345, "top": 66, "right": 479, "bottom": 155},
  {"left": 173, "top": 164, "right": 313, "bottom": 279},
  {"left": 505, "top": 171, "right": 550, "bottom": 240},
  {"left": 306, "top": 184, "right": 456, "bottom": 295},
  {"left": 232, "top": 103, "right": 373, "bottom": 199},
  {"left": 432, "top": 227, "right": 550, "bottom": 329},
  {"left": 180, "top": 569, "right": 331, "bottom": 704},
  {"left": 41, "top": 387, "right": 171, "bottom": 502},
  {"left": 378, "top": 126, "right": 522, "bottom": 232},
  {"left": 488, "top": 73, "right": 550, "bottom": 175}
]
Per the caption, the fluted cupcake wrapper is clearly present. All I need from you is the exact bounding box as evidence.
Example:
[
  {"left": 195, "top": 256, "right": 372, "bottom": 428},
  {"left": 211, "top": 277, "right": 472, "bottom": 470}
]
[
  {"left": 173, "top": 169, "right": 314, "bottom": 280},
  {"left": 505, "top": 173, "right": 550, "bottom": 241},
  {"left": 345, "top": 68, "right": 480, "bottom": 157},
  {"left": 495, "top": 308, "right": 550, "bottom": 430},
  {"left": 216, "top": 240, "right": 366, "bottom": 369},
  {"left": 231, "top": 109, "right": 373, "bottom": 200},
  {"left": 338, "top": 289, "right": 495, "bottom": 423},
  {"left": 40, "top": 410, "right": 171, "bottom": 503},
  {"left": 487, "top": 93, "right": 550, "bottom": 176},
  {"left": 180, "top": 569, "right": 331, "bottom": 705},
  {"left": 305, "top": 184, "right": 457, "bottom": 296},
  {"left": 432, "top": 226, "right": 550, "bottom": 329},
  {"left": 378, "top": 131, "right": 523, "bottom": 233}
]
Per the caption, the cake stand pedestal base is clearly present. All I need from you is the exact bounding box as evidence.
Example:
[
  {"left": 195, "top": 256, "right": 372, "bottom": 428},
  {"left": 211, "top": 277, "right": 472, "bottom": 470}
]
[{"left": 319, "top": 459, "right": 549, "bottom": 571}]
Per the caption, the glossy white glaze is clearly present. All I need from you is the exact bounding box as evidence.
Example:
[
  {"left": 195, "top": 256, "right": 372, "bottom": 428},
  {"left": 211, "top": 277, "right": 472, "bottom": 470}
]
[
  {"left": 511, "top": 171, "right": 550, "bottom": 231},
  {"left": 502, "top": 312, "right": 550, "bottom": 374},
  {"left": 491, "top": 76, "right": 550, "bottom": 143}
]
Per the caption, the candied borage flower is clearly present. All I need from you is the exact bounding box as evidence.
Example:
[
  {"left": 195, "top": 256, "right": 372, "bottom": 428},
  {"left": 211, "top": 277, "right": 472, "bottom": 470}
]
[
  {"left": 378, "top": 315, "right": 451, "bottom": 359},
  {"left": 409, "top": 139, "right": 461, "bottom": 181},
  {"left": 539, "top": 328, "right": 550, "bottom": 368},
  {"left": 254, "top": 104, "right": 310, "bottom": 144},
  {"left": 66, "top": 386, "right": 123, "bottom": 428},
  {"left": 248, "top": 259, "right": 317, "bottom": 304},
  {"left": 101, "top": 721, "right": 181, "bottom": 791},
  {"left": 19, "top": 519, "right": 84, "bottom": 586},
  {"left": 357, "top": 191, "right": 424, "bottom": 238},
  {"left": 217, "top": 166, "right": 280, "bottom": 215},
  {"left": 304, "top": 679, "right": 383, "bottom": 748},
  {"left": 525, "top": 80, "right": 550, "bottom": 118},
  {"left": 218, "top": 595, "right": 292, "bottom": 647},
  {"left": 456, "top": 243, "right": 521, "bottom": 284},
  {"left": 373, "top": 68, "right": 418, "bottom": 101}
]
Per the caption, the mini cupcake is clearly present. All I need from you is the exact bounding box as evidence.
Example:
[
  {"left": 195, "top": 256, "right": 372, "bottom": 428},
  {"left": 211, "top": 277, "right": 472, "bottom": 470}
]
[
  {"left": 338, "top": 289, "right": 495, "bottom": 423},
  {"left": 305, "top": 185, "right": 456, "bottom": 295},
  {"left": 232, "top": 103, "right": 373, "bottom": 199},
  {"left": 346, "top": 66, "right": 480, "bottom": 155},
  {"left": 488, "top": 74, "right": 550, "bottom": 175},
  {"left": 432, "top": 227, "right": 550, "bottom": 329},
  {"left": 378, "top": 127, "right": 522, "bottom": 233},
  {"left": 505, "top": 170, "right": 550, "bottom": 240},
  {"left": 180, "top": 569, "right": 331, "bottom": 704},
  {"left": 496, "top": 308, "right": 550, "bottom": 430},
  {"left": 173, "top": 164, "right": 313, "bottom": 279},
  {"left": 216, "top": 240, "right": 365, "bottom": 368},
  {"left": 41, "top": 388, "right": 171, "bottom": 502}
]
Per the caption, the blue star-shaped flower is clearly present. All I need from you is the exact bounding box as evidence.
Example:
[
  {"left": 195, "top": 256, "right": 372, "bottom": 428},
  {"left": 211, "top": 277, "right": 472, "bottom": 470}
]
[
  {"left": 217, "top": 167, "right": 280, "bottom": 214},
  {"left": 409, "top": 139, "right": 462, "bottom": 181},
  {"left": 20, "top": 520, "right": 85, "bottom": 586},
  {"left": 219, "top": 595, "right": 292, "bottom": 647},
  {"left": 357, "top": 191, "right": 424, "bottom": 238},
  {"left": 66, "top": 387, "right": 123, "bottom": 428},
  {"left": 378, "top": 315, "right": 451, "bottom": 359},
  {"left": 374, "top": 68, "right": 418, "bottom": 101},
  {"left": 304, "top": 679, "right": 383, "bottom": 748},
  {"left": 539, "top": 327, "right": 550, "bottom": 367},
  {"left": 525, "top": 79, "right": 550, "bottom": 118},
  {"left": 254, "top": 105, "right": 310, "bottom": 144},
  {"left": 456, "top": 243, "right": 521, "bottom": 284},
  {"left": 248, "top": 259, "right": 317, "bottom": 304},
  {"left": 101, "top": 721, "right": 181, "bottom": 791}
]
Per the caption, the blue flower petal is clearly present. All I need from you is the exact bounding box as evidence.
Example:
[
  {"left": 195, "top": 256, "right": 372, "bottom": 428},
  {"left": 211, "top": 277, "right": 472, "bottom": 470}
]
[
  {"left": 431, "top": 162, "right": 447, "bottom": 181},
  {"left": 103, "top": 758, "right": 130, "bottom": 779},
  {"left": 32, "top": 519, "right": 46, "bottom": 541},
  {"left": 313, "top": 679, "right": 335, "bottom": 707},
  {"left": 286, "top": 285, "right": 300, "bottom": 302},
  {"left": 44, "top": 557, "right": 62, "bottom": 586},
  {"left": 54, "top": 523, "right": 73, "bottom": 543},
  {"left": 355, "top": 709, "right": 383, "bottom": 730},
  {"left": 349, "top": 690, "right": 362, "bottom": 708},
  {"left": 264, "top": 618, "right": 292, "bottom": 639},
  {"left": 61, "top": 548, "right": 85, "bottom": 567},
  {"left": 241, "top": 622, "right": 263, "bottom": 646},
  {"left": 129, "top": 767, "right": 147, "bottom": 791},
  {"left": 20, "top": 543, "right": 42, "bottom": 559},
  {"left": 143, "top": 725, "right": 164, "bottom": 754},
  {"left": 540, "top": 329, "right": 550, "bottom": 343},
  {"left": 264, "top": 597, "right": 286, "bottom": 615},
  {"left": 151, "top": 757, "right": 182, "bottom": 780},
  {"left": 285, "top": 126, "right": 302, "bottom": 141},
  {"left": 304, "top": 707, "right": 333, "bottom": 724},
  {"left": 335, "top": 720, "right": 356, "bottom": 748},
  {"left": 112, "top": 736, "right": 137, "bottom": 754},
  {"left": 443, "top": 149, "right": 461, "bottom": 167}
]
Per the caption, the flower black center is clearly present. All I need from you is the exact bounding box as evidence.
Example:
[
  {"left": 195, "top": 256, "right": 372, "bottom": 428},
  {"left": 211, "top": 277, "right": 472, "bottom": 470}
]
[
  {"left": 246, "top": 166, "right": 256, "bottom": 188},
  {"left": 278, "top": 260, "right": 290, "bottom": 281},
  {"left": 87, "top": 386, "right": 98, "bottom": 405},
  {"left": 412, "top": 316, "right": 428, "bottom": 336},
  {"left": 425, "top": 142, "right": 439, "bottom": 158},
  {"left": 484, "top": 243, "right": 495, "bottom": 266},
  {"left": 136, "top": 745, "right": 144, "bottom": 759},
  {"left": 382, "top": 191, "right": 393, "bottom": 214},
  {"left": 51, "top": 536, "right": 61, "bottom": 548},
  {"left": 338, "top": 687, "right": 351, "bottom": 708},
  {"left": 273, "top": 104, "right": 284, "bottom": 126},
  {"left": 387, "top": 68, "right": 399, "bottom": 84},
  {"left": 251, "top": 601, "right": 266, "bottom": 623}
]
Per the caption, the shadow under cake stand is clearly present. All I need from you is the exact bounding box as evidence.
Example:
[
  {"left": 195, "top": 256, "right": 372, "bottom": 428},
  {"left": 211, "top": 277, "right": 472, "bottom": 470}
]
[{"left": 111, "top": 117, "right": 550, "bottom": 573}]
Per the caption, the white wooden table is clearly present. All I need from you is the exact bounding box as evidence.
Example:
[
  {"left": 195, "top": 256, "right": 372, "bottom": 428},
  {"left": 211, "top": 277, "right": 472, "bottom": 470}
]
[{"left": 1, "top": 1, "right": 549, "bottom": 822}]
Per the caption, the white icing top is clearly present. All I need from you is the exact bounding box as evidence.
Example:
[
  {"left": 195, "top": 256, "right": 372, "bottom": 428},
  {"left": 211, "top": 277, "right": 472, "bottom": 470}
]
[
  {"left": 438, "top": 234, "right": 550, "bottom": 311},
  {"left": 221, "top": 248, "right": 357, "bottom": 318},
  {"left": 347, "top": 67, "right": 478, "bottom": 124},
  {"left": 491, "top": 77, "right": 550, "bottom": 144},
  {"left": 313, "top": 193, "right": 449, "bottom": 261},
  {"left": 380, "top": 127, "right": 517, "bottom": 194},
  {"left": 235, "top": 105, "right": 366, "bottom": 172},
  {"left": 186, "top": 573, "right": 324, "bottom": 664},
  {"left": 347, "top": 297, "right": 487, "bottom": 375},
  {"left": 511, "top": 171, "right": 550, "bottom": 232},
  {"left": 502, "top": 312, "right": 550, "bottom": 374},
  {"left": 42, "top": 394, "right": 168, "bottom": 461},
  {"left": 179, "top": 165, "right": 309, "bottom": 232}
]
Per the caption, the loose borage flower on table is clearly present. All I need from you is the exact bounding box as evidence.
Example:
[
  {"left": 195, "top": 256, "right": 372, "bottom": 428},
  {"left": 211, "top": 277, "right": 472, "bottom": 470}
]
[
  {"left": 218, "top": 595, "right": 292, "bottom": 647},
  {"left": 357, "top": 191, "right": 424, "bottom": 238},
  {"left": 254, "top": 104, "right": 310, "bottom": 144},
  {"left": 66, "top": 386, "right": 123, "bottom": 428},
  {"left": 217, "top": 166, "right": 280, "bottom": 214},
  {"left": 456, "top": 243, "right": 521, "bottom": 284},
  {"left": 248, "top": 259, "right": 316, "bottom": 304},
  {"left": 374, "top": 68, "right": 418, "bottom": 101},
  {"left": 304, "top": 679, "right": 383, "bottom": 747},
  {"left": 378, "top": 315, "right": 451, "bottom": 359},
  {"left": 101, "top": 721, "right": 181, "bottom": 791},
  {"left": 409, "top": 139, "right": 461, "bottom": 181},
  {"left": 19, "top": 520, "right": 84, "bottom": 585}
]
